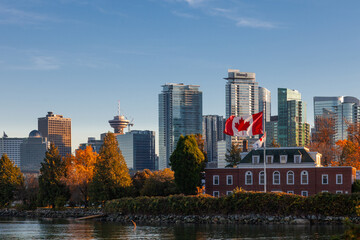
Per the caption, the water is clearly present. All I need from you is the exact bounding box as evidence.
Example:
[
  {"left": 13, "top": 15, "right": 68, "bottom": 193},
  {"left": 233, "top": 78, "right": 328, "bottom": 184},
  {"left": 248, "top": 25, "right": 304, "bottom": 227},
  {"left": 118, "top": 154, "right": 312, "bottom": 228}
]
[{"left": 0, "top": 218, "right": 345, "bottom": 239}]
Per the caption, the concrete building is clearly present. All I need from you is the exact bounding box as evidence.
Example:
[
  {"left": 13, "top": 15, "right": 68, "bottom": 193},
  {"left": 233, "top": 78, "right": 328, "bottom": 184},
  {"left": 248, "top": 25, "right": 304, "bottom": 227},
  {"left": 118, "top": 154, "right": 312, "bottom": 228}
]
[
  {"left": 159, "top": 83, "right": 202, "bottom": 169},
  {"left": 20, "top": 130, "right": 49, "bottom": 173},
  {"left": 278, "top": 88, "right": 310, "bottom": 147},
  {"left": 217, "top": 140, "right": 227, "bottom": 168},
  {"left": 38, "top": 112, "right": 71, "bottom": 157},
  {"left": 224, "top": 69, "right": 259, "bottom": 150},
  {"left": 205, "top": 147, "right": 356, "bottom": 197},
  {"left": 117, "top": 130, "right": 156, "bottom": 171},
  {"left": 0, "top": 134, "right": 25, "bottom": 167},
  {"left": 79, "top": 137, "right": 103, "bottom": 153},
  {"left": 203, "top": 115, "right": 225, "bottom": 167},
  {"left": 259, "top": 87, "right": 271, "bottom": 122}
]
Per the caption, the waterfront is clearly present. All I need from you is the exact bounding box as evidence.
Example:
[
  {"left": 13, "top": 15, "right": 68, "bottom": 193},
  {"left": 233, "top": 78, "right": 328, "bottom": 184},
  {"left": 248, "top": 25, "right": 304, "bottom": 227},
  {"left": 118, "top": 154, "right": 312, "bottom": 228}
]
[{"left": 0, "top": 218, "right": 345, "bottom": 239}]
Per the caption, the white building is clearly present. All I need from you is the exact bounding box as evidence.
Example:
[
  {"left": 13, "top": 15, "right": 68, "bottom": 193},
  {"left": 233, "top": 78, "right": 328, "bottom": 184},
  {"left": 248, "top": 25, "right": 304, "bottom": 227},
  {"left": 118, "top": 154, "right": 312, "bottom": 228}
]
[{"left": 0, "top": 136, "right": 25, "bottom": 167}]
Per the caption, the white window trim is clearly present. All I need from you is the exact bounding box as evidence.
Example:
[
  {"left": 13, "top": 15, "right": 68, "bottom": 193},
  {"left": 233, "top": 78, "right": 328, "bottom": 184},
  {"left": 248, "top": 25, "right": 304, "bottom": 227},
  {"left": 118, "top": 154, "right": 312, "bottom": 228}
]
[
  {"left": 259, "top": 171, "right": 265, "bottom": 185},
  {"left": 213, "top": 175, "right": 219, "bottom": 185},
  {"left": 336, "top": 190, "right": 343, "bottom": 194},
  {"left": 213, "top": 191, "right": 219, "bottom": 197},
  {"left": 336, "top": 174, "right": 343, "bottom": 184},
  {"left": 287, "top": 191, "right": 294, "bottom": 194},
  {"left": 322, "top": 190, "right": 328, "bottom": 193},
  {"left": 301, "top": 171, "right": 309, "bottom": 185},
  {"left": 252, "top": 155, "right": 260, "bottom": 164},
  {"left": 301, "top": 191, "right": 308, "bottom": 197},
  {"left": 294, "top": 155, "right": 302, "bottom": 164},
  {"left": 266, "top": 155, "right": 274, "bottom": 164},
  {"left": 273, "top": 171, "right": 280, "bottom": 185},
  {"left": 280, "top": 155, "right": 288, "bottom": 164},
  {"left": 322, "top": 174, "right": 329, "bottom": 185},
  {"left": 287, "top": 171, "right": 294, "bottom": 185},
  {"left": 245, "top": 171, "right": 253, "bottom": 185},
  {"left": 226, "top": 175, "right": 233, "bottom": 185},
  {"left": 226, "top": 191, "right": 233, "bottom": 195}
]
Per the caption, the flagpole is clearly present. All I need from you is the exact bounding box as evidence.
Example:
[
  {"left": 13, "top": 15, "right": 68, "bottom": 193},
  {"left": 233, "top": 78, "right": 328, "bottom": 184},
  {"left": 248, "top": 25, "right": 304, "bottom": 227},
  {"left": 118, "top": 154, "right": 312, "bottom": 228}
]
[{"left": 263, "top": 107, "right": 267, "bottom": 193}]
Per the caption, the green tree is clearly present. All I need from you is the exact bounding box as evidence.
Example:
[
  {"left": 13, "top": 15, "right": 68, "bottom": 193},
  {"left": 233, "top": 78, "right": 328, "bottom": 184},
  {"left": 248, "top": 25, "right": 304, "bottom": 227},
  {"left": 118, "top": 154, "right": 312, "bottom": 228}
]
[
  {"left": 170, "top": 135, "right": 205, "bottom": 195},
  {"left": 0, "top": 154, "right": 24, "bottom": 207},
  {"left": 89, "top": 132, "right": 132, "bottom": 203},
  {"left": 225, "top": 143, "right": 242, "bottom": 167},
  {"left": 38, "top": 143, "right": 69, "bottom": 208}
]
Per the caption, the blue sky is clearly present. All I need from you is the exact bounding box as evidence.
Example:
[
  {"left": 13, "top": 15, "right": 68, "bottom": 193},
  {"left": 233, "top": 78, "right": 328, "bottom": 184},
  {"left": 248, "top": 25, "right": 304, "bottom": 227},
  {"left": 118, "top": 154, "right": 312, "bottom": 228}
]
[{"left": 1, "top": 0, "right": 360, "bottom": 152}]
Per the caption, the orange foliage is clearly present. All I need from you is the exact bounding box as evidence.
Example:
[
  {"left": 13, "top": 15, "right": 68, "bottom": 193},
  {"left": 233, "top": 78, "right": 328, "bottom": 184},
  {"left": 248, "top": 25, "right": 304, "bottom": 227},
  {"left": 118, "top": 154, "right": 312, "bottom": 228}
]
[{"left": 332, "top": 139, "right": 360, "bottom": 170}]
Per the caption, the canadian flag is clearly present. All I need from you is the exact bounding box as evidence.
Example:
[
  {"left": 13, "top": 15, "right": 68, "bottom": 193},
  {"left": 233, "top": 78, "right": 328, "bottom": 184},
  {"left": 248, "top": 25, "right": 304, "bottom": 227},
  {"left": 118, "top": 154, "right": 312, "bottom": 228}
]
[
  {"left": 224, "top": 112, "right": 263, "bottom": 137},
  {"left": 253, "top": 132, "right": 266, "bottom": 150}
]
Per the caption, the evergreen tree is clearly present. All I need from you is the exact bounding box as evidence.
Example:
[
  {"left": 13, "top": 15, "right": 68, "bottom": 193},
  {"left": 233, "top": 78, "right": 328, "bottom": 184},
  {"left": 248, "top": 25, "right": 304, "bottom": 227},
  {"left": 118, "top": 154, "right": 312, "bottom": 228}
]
[
  {"left": 38, "top": 143, "right": 69, "bottom": 208},
  {"left": 170, "top": 135, "right": 205, "bottom": 195},
  {"left": 0, "top": 154, "right": 24, "bottom": 207},
  {"left": 225, "top": 143, "right": 242, "bottom": 167},
  {"left": 89, "top": 132, "right": 132, "bottom": 203}
]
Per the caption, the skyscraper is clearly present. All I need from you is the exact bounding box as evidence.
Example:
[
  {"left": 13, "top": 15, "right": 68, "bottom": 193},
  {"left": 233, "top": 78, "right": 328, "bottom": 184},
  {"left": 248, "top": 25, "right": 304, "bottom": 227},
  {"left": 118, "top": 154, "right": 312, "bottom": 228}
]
[
  {"left": 259, "top": 86, "right": 271, "bottom": 122},
  {"left": 278, "top": 88, "right": 309, "bottom": 147},
  {"left": 202, "top": 115, "right": 225, "bottom": 167},
  {"left": 224, "top": 69, "right": 259, "bottom": 149},
  {"left": 38, "top": 112, "right": 71, "bottom": 157},
  {"left": 117, "top": 130, "right": 156, "bottom": 171},
  {"left": 265, "top": 116, "right": 278, "bottom": 147},
  {"left": 0, "top": 135, "right": 25, "bottom": 167},
  {"left": 159, "top": 83, "right": 202, "bottom": 169}
]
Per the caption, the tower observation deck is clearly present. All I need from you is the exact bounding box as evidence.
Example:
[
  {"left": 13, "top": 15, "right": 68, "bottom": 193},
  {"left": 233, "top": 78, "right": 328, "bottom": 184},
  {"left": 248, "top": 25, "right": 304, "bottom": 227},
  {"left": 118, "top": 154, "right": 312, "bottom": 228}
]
[{"left": 109, "top": 102, "right": 129, "bottom": 136}]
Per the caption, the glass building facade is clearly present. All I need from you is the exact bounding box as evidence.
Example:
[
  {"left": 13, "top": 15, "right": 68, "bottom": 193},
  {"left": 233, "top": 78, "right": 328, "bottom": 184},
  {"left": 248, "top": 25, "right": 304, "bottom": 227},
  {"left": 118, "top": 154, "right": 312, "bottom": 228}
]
[
  {"left": 159, "top": 84, "right": 202, "bottom": 169},
  {"left": 259, "top": 86, "right": 271, "bottom": 122}
]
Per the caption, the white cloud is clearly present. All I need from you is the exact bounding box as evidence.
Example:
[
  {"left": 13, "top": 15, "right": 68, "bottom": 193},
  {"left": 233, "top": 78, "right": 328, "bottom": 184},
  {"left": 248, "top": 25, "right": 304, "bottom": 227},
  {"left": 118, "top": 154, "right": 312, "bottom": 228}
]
[
  {"left": 0, "top": 5, "right": 52, "bottom": 25},
  {"left": 235, "top": 18, "right": 276, "bottom": 29},
  {"left": 172, "top": 10, "right": 198, "bottom": 19}
]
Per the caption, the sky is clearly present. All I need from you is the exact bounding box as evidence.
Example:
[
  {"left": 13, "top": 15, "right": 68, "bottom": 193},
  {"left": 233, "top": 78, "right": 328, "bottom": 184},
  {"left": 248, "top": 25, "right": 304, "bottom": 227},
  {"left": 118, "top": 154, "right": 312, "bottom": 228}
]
[{"left": 1, "top": 0, "right": 360, "bottom": 152}]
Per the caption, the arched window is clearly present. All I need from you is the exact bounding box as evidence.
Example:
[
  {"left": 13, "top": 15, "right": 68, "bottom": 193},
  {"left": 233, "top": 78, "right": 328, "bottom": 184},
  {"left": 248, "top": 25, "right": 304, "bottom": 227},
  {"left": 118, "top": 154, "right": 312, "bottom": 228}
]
[
  {"left": 273, "top": 171, "right": 280, "bottom": 185},
  {"left": 287, "top": 171, "right": 294, "bottom": 185},
  {"left": 259, "top": 171, "right": 265, "bottom": 185},
  {"left": 301, "top": 171, "right": 308, "bottom": 185},
  {"left": 245, "top": 171, "right": 253, "bottom": 185}
]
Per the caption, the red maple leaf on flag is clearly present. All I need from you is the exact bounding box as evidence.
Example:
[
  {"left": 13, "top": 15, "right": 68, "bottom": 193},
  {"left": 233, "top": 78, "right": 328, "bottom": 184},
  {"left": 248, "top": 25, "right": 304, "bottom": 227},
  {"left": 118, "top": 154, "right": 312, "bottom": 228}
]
[{"left": 235, "top": 118, "right": 251, "bottom": 132}]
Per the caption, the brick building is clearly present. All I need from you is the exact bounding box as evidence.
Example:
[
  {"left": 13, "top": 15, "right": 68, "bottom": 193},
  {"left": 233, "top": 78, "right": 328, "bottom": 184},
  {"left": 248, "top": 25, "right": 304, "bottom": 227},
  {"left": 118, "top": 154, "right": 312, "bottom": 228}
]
[{"left": 205, "top": 147, "right": 356, "bottom": 197}]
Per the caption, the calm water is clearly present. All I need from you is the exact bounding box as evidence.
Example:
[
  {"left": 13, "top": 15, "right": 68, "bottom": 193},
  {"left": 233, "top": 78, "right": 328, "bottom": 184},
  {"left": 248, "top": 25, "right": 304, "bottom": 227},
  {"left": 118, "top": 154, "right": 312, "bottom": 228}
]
[{"left": 0, "top": 217, "right": 345, "bottom": 239}]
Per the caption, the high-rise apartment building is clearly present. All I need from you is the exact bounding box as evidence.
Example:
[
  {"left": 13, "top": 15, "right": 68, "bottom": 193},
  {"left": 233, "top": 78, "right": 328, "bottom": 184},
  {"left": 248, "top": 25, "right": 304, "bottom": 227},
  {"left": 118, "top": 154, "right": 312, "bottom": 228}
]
[
  {"left": 38, "top": 112, "right": 71, "bottom": 157},
  {"left": 278, "top": 88, "right": 310, "bottom": 147},
  {"left": 259, "top": 86, "right": 271, "bottom": 122},
  {"left": 117, "top": 130, "right": 156, "bottom": 171},
  {"left": 20, "top": 130, "right": 49, "bottom": 173},
  {"left": 159, "top": 83, "right": 202, "bottom": 169},
  {"left": 265, "top": 116, "right": 278, "bottom": 147},
  {"left": 0, "top": 135, "right": 25, "bottom": 167},
  {"left": 224, "top": 69, "right": 259, "bottom": 149},
  {"left": 202, "top": 115, "right": 225, "bottom": 167}
]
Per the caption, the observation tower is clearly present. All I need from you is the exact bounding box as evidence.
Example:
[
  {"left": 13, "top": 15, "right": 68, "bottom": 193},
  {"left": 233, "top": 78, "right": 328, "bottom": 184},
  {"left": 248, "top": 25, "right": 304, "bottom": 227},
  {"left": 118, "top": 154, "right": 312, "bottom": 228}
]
[{"left": 109, "top": 101, "right": 129, "bottom": 136}]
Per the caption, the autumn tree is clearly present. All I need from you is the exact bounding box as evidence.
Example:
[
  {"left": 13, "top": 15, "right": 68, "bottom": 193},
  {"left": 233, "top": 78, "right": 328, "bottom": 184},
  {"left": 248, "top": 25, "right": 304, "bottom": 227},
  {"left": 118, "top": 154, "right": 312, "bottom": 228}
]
[
  {"left": 38, "top": 143, "right": 69, "bottom": 208},
  {"left": 132, "top": 169, "right": 153, "bottom": 196},
  {"left": 89, "top": 132, "right": 132, "bottom": 203},
  {"left": 270, "top": 139, "right": 281, "bottom": 148},
  {"left": 225, "top": 143, "right": 242, "bottom": 168},
  {"left": 0, "top": 154, "right": 24, "bottom": 207},
  {"left": 140, "top": 168, "right": 178, "bottom": 196},
  {"left": 65, "top": 146, "right": 98, "bottom": 207},
  {"left": 170, "top": 135, "right": 205, "bottom": 195}
]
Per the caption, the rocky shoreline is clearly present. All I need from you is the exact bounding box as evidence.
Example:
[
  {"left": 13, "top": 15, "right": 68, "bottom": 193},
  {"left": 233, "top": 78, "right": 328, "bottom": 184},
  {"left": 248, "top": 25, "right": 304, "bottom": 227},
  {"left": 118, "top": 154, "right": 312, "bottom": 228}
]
[{"left": 1, "top": 209, "right": 359, "bottom": 225}]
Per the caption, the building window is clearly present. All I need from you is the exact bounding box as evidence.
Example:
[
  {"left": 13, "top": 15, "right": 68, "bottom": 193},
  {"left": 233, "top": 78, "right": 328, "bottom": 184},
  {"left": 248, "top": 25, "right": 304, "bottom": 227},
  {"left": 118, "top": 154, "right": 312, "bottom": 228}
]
[
  {"left": 336, "top": 174, "right": 343, "bottom": 184},
  {"left": 280, "top": 155, "right": 287, "bottom": 164},
  {"left": 245, "top": 171, "right": 253, "bottom": 185},
  {"left": 213, "top": 175, "right": 219, "bottom": 185},
  {"left": 301, "top": 171, "right": 308, "bottom": 185},
  {"left": 213, "top": 191, "right": 219, "bottom": 197},
  {"left": 287, "top": 191, "right": 294, "bottom": 194},
  {"left": 259, "top": 171, "right": 265, "bottom": 185},
  {"left": 322, "top": 190, "right": 328, "bottom": 193},
  {"left": 226, "top": 191, "right": 233, "bottom": 195},
  {"left": 287, "top": 171, "right": 294, "bottom": 185},
  {"left": 266, "top": 155, "right": 273, "bottom": 164},
  {"left": 322, "top": 174, "right": 328, "bottom": 185},
  {"left": 273, "top": 171, "right": 280, "bottom": 185},
  {"left": 301, "top": 191, "right": 308, "bottom": 197},
  {"left": 252, "top": 155, "right": 260, "bottom": 164},
  {"left": 294, "top": 155, "right": 302, "bottom": 164},
  {"left": 336, "top": 190, "right": 343, "bottom": 194},
  {"left": 227, "top": 175, "right": 233, "bottom": 185}
]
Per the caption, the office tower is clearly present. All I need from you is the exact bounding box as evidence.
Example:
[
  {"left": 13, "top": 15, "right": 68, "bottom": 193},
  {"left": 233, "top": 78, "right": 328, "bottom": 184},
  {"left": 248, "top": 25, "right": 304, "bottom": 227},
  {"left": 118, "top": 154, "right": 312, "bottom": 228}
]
[
  {"left": 259, "top": 87, "right": 271, "bottom": 122},
  {"left": 278, "top": 88, "right": 309, "bottom": 147},
  {"left": 20, "top": 130, "right": 49, "bottom": 173},
  {"left": 224, "top": 69, "right": 259, "bottom": 149},
  {"left": 38, "top": 112, "right": 71, "bottom": 157},
  {"left": 79, "top": 137, "right": 103, "bottom": 153},
  {"left": 117, "top": 130, "right": 156, "bottom": 171},
  {"left": 0, "top": 134, "right": 25, "bottom": 167},
  {"left": 159, "top": 83, "right": 202, "bottom": 169},
  {"left": 203, "top": 115, "right": 225, "bottom": 167},
  {"left": 265, "top": 116, "right": 278, "bottom": 147}
]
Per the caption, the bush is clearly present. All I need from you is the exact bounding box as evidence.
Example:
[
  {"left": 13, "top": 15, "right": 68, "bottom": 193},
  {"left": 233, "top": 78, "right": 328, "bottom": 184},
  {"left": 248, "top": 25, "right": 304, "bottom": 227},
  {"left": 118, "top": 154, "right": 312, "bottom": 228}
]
[{"left": 353, "top": 180, "right": 360, "bottom": 193}]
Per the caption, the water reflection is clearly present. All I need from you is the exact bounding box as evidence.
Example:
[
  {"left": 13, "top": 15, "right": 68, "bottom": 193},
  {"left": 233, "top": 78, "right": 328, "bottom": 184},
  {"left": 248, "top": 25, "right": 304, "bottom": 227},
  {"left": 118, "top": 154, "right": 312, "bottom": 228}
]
[{"left": 0, "top": 218, "right": 345, "bottom": 239}]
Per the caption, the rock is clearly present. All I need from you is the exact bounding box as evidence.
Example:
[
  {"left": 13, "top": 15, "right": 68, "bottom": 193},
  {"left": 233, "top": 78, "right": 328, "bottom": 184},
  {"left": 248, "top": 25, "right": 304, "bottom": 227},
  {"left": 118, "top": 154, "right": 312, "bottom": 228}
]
[{"left": 290, "top": 218, "right": 310, "bottom": 225}]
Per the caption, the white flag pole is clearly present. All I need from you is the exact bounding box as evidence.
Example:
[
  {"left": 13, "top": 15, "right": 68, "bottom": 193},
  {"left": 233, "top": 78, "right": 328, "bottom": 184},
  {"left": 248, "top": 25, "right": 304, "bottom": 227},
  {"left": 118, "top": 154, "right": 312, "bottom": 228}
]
[{"left": 263, "top": 107, "right": 267, "bottom": 193}]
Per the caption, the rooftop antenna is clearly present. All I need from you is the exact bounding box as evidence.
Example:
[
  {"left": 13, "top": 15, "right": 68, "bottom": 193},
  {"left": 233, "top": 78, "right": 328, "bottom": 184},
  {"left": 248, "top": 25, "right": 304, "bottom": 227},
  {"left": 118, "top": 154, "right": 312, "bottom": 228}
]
[{"left": 118, "top": 100, "right": 121, "bottom": 116}]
